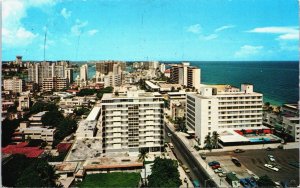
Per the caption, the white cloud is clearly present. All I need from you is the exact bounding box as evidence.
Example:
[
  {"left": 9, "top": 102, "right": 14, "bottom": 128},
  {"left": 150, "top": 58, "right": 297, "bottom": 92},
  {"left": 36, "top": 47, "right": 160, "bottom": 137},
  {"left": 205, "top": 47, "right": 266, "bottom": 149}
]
[
  {"left": 234, "top": 45, "right": 263, "bottom": 58},
  {"left": 61, "top": 8, "right": 71, "bottom": 19},
  {"left": 71, "top": 19, "right": 88, "bottom": 36},
  {"left": 199, "top": 34, "right": 218, "bottom": 41},
  {"left": 88, "top": 29, "right": 99, "bottom": 36},
  {"left": 2, "top": 0, "right": 57, "bottom": 47},
  {"left": 187, "top": 24, "right": 201, "bottom": 34},
  {"left": 248, "top": 26, "right": 299, "bottom": 40},
  {"left": 215, "top": 25, "right": 235, "bottom": 32}
]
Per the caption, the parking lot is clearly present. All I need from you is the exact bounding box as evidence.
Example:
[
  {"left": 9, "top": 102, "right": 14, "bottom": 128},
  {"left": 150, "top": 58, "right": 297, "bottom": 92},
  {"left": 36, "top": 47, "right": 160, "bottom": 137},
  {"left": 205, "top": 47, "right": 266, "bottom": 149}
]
[{"left": 206, "top": 148, "right": 299, "bottom": 185}]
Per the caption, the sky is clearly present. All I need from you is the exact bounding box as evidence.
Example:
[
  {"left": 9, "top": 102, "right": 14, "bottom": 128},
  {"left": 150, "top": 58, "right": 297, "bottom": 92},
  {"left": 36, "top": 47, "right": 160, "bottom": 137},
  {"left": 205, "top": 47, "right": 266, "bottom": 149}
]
[{"left": 2, "top": 0, "right": 299, "bottom": 61}]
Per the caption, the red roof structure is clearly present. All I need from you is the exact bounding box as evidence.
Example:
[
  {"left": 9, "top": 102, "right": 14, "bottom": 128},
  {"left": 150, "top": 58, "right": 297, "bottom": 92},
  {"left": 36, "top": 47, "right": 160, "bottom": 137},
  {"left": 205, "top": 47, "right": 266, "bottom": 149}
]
[
  {"left": 2, "top": 142, "right": 44, "bottom": 158},
  {"left": 57, "top": 143, "right": 72, "bottom": 153}
]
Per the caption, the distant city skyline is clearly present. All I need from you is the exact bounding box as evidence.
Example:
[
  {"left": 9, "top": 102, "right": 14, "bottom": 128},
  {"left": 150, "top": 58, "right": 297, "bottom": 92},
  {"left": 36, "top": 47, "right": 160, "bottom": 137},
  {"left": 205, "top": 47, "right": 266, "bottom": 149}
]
[{"left": 3, "top": 0, "right": 299, "bottom": 61}]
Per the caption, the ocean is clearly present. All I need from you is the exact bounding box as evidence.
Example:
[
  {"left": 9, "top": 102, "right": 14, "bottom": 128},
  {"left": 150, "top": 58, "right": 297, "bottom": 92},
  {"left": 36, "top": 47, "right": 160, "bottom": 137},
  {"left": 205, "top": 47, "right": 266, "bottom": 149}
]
[{"left": 77, "top": 61, "right": 299, "bottom": 105}]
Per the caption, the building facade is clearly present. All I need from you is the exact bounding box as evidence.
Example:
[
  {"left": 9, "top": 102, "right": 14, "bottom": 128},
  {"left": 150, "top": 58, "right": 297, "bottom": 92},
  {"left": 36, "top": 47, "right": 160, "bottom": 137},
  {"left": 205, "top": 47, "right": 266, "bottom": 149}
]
[
  {"left": 186, "top": 84, "right": 263, "bottom": 145},
  {"left": 42, "top": 77, "right": 68, "bottom": 91},
  {"left": 3, "top": 77, "right": 25, "bottom": 93},
  {"left": 170, "top": 62, "right": 201, "bottom": 89},
  {"left": 99, "top": 90, "right": 164, "bottom": 153}
]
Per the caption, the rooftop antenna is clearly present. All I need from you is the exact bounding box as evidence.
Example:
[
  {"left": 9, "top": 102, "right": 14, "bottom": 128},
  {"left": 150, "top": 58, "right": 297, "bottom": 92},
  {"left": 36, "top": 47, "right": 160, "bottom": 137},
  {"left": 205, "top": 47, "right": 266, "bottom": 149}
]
[
  {"left": 43, "top": 26, "right": 48, "bottom": 62},
  {"left": 75, "top": 29, "right": 83, "bottom": 61}
]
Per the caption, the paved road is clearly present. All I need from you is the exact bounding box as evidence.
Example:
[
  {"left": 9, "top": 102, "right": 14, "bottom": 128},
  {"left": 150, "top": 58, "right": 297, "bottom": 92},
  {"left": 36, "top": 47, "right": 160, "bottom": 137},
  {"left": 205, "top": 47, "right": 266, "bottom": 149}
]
[{"left": 165, "top": 125, "right": 217, "bottom": 188}]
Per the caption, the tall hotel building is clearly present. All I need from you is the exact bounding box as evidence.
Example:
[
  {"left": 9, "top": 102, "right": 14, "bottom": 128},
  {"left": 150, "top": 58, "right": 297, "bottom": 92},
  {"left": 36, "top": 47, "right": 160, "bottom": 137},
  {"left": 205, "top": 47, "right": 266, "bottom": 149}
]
[
  {"left": 186, "top": 84, "right": 263, "bottom": 145},
  {"left": 170, "top": 62, "right": 201, "bottom": 89},
  {"left": 99, "top": 90, "right": 164, "bottom": 153}
]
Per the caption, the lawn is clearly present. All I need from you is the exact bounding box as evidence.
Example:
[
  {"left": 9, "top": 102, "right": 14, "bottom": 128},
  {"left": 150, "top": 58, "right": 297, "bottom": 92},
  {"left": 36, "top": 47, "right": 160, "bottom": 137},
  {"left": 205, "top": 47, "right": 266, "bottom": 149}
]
[{"left": 78, "top": 172, "right": 141, "bottom": 187}]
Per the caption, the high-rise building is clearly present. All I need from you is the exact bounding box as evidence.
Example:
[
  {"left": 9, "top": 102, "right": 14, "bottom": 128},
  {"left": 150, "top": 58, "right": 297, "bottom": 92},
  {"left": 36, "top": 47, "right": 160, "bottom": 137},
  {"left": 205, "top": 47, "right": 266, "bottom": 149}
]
[
  {"left": 95, "top": 61, "right": 125, "bottom": 87},
  {"left": 186, "top": 84, "right": 263, "bottom": 145},
  {"left": 79, "top": 64, "right": 88, "bottom": 86},
  {"left": 65, "top": 68, "right": 73, "bottom": 84},
  {"left": 28, "top": 61, "right": 71, "bottom": 86},
  {"left": 16, "top": 56, "right": 22, "bottom": 66},
  {"left": 100, "top": 90, "right": 164, "bottom": 153},
  {"left": 3, "top": 77, "right": 25, "bottom": 93},
  {"left": 170, "top": 62, "right": 201, "bottom": 89},
  {"left": 42, "top": 77, "right": 68, "bottom": 91}
]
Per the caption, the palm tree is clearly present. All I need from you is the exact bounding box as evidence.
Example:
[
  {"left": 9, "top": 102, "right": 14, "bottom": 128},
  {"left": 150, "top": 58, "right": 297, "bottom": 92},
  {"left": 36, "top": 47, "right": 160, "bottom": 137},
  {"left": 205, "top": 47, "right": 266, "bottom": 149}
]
[
  {"left": 212, "top": 131, "right": 220, "bottom": 149},
  {"left": 204, "top": 133, "right": 212, "bottom": 152},
  {"left": 138, "top": 148, "right": 149, "bottom": 186}
]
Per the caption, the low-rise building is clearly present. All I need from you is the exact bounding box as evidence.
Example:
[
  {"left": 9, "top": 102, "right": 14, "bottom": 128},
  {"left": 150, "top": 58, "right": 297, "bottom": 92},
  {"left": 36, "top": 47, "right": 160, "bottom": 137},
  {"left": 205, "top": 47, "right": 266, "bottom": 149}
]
[
  {"left": 29, "top": 111, "right": 48, "bottom": 126},
  {"left": 282, "top": 116, "right": 300, "bottom": 142},
  {"left": 18, "top": 95, "right": 31, "bottom": 111}
]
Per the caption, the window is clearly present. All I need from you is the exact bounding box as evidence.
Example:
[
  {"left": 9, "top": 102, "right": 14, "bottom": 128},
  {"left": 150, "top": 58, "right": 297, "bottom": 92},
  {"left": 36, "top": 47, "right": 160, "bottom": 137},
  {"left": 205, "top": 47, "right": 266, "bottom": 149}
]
[
  {"left": 208, "top": 106, "right": 211, "bottom": 110},
  {"left": 208, "top": 127, "right": 211, "bottom": 130}
]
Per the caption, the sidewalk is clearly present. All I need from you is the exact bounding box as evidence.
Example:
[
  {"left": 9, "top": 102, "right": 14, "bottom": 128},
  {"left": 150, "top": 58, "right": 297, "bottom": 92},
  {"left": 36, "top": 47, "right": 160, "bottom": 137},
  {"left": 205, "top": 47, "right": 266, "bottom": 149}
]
[{"left": 165, "top": 146, "right": 194, "bottom": 188}]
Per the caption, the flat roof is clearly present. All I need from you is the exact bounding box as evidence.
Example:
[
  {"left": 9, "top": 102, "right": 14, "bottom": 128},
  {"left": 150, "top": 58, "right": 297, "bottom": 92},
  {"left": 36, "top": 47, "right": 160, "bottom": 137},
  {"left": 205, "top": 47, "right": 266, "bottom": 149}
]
[
  {"left": 145, "top": 81, "right": 160, "bottom": 89},
  {"left": 84, "top": 156, "right": 143, "bottom": 170},
  {"left": 86, "top": 107, "right": 101, "bottom": 121},
  {"left": 219, "top": 130, "right": 249, "bottom": 143}
]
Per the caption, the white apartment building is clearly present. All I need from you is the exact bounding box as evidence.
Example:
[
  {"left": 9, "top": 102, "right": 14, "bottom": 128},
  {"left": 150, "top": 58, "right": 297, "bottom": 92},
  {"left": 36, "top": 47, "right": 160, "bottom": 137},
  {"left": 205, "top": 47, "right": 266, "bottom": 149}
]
[
  {"left": 80, "top": 64, "right": 88, "bottom": 84},
  {"left": 186, "top": 84, "right": 263, "bottom": 146},
  {"left": 99, "top": 90, "right": 164, "bottom": 153},
  {"left": 59, "top": 96, "right": 91, "bottom": 108},
  {"left": 18, "top": 95, "right": 31, "bottom": 111},
  {"left": 3, "top": 77, "right": 25, "bottom": 93}
]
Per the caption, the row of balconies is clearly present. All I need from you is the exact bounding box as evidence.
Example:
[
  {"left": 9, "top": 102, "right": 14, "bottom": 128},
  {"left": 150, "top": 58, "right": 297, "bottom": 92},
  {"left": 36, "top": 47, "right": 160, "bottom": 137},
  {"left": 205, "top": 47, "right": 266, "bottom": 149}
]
[
  {"left": 218, "top": 120, "right": 262, "bottom": 125},
  {"left": 218, "top": 115, "right": 262, "bottom": 120}
]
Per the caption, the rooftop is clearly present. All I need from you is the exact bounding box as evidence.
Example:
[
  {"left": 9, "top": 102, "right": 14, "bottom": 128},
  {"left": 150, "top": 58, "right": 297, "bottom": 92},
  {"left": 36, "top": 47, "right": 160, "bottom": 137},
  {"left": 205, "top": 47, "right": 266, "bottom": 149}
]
[
  {"left": 86, "top": 107, "right": 101, "bottom": 121},
  {"left": 2, "top": 142, "right": 44, "bottom": 158}
]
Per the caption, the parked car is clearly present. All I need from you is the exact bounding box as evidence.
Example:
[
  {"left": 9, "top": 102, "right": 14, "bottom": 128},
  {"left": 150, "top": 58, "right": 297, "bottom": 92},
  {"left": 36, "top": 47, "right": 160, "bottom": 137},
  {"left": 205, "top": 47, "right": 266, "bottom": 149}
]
[
  {"left": 234, "top": 149, "right": 245, "bottom": 153},
  {"left": 218, "top": 172, "right": 227, "bottom": 177},
  {"left": 266, "top": 147, "right": 274, "bottom": 151},
  {"left": 231, "top": 157, "right": 242, "bottom": 167},
  {"left": 268, "top": 155, "right": 276, "bottom": 162},
  {"left": 245, "top": 177, "right": 257, "bottom": 187},
  {"left": 212, "top": 164, "right": 221, "bottom": 169},
  {"left": 193, "top": 180, "right": 200, "bottom": 188},
  {"left": 182, "top": 165, "right": 190, "bottom": 173},
  {"left": 240, "top": 179, "right": 251, "bottom": 188},
  {"left": 200, "top": 153, "right": 207, "bottom": 160},
  {"left": 214, "top": 168, "right": 223, "bottom": 173},
  {"left": 208, "top": 161, "right": 220, "bottom": 166},
  {"left": 264, "top": 164, "right": 279, "bottom": 172}
]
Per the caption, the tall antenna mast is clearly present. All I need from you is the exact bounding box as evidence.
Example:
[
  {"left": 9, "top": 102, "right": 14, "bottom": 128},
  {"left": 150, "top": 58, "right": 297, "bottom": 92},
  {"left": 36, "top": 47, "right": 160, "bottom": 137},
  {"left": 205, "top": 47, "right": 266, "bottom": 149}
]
[{"left": 44, "top": 26, "right": 48, "bottom": 61}]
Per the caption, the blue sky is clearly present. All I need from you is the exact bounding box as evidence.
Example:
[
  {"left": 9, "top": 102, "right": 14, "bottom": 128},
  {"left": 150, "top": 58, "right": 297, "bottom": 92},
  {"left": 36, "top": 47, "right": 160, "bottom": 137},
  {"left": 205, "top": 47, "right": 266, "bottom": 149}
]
[{"left": 2, "top": 0, "right": 299, "bottom": 61}]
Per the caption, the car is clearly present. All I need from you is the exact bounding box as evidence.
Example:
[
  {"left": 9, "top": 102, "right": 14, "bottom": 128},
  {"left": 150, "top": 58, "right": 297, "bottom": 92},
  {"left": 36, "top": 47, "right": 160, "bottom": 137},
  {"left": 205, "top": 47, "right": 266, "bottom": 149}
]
[
  {"left": 268, "top": 155, "right": 276, "bottom": 162},
  {"left": 234, "top": 149, "right": 245, "bottom": 153},
  {"left": 264, "top": 164, "right": 279, "bottom": 172},
  {"left": 193, "top": 180, "right": 200, "bottom": 188},
  {"left": 200, "top": 153, "right": 207, "bottom": 160},
  {"left": 245, "top": 177, "right": 257, "bottom": 187},
  {"left": 218, "top": 172, "right": 227, "bottom": 177},
  {"left": 266, "top": 147, "right": 274, "bottom": 151},
  {"left": 240, "top": 179, "right": 251, "bottom": 188},
  {"left": 208, "top": 161, "right": 220, "bottom": 166},
  {"left": 182, "top": 165, "right": 190, "bottom": 173},
  {"left": 231, "top": 157, "right": 242, "bottom": 167},
  {"left": 212, "top": 164, "right": 221, "bottom": 169},
  {"left": 214, "top": 168, "right": 223, "bottom": 173}
]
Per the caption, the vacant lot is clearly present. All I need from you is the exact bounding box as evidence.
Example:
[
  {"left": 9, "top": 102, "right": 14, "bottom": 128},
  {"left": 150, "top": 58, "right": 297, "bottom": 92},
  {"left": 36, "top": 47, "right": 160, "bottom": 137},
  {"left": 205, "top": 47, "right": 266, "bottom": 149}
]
[
  {"left": 206, "top": 149, "right": 299, "bottom": 185},
  {"left": 78, "top": 172, "right": 141, "bottom": 187}
]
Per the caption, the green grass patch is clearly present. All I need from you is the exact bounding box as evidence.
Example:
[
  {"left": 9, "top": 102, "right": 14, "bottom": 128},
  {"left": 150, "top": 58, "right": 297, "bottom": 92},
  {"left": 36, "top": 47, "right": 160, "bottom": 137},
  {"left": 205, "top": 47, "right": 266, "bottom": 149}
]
[{"left": 78, "top": 172, "right": 141, "bottom": 187}]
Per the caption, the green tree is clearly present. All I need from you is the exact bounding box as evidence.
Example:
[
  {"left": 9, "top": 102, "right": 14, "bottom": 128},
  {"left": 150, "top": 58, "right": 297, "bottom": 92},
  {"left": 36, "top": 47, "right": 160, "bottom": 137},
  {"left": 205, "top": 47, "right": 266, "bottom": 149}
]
[
  {"left": 53, "top": 118, "right": 77, "bottom": 147},
  {"left": 212, "top": 131, "right": 220, "bottom": 149},
  {"left": 16, "top": 159, "right": 59, "bottom": 187},
  {"left": 2, "top": 154, "right": 34, "bottom": 187},
  {"left": 204, "top": 133, "right": 212, "bottom": 152},
  {"left": 257, "top": 175, "right": 276, "bottom": 187},
  {"left": 30, "top": 102, "right": 58, "bottom": 114},
  {"left": 147, "top": 158, "right": 182, "bottom": 187},
  {"left": 138, "top": 148, "right": 149, "bottom": 185},
  {"left": 2, "top": 119, "right": 21, "bottom": 147},
  {"left": 41, "top": 111, "right": 64, "bottom": 127}
]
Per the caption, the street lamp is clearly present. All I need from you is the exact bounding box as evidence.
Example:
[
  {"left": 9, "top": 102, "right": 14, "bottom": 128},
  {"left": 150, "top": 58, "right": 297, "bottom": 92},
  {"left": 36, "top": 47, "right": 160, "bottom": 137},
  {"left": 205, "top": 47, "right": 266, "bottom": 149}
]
[
  {"left": 204, "top": 178, "right": 214, "bottom": 188},
  {"left": 184, "top": 177, "right": 188, "bottom": 188}
]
